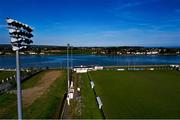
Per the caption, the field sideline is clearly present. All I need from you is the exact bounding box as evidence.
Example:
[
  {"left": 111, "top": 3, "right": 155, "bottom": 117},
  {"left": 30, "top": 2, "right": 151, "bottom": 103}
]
[{"left": 88, "top": 70, "right": 180, "bottom": 119}]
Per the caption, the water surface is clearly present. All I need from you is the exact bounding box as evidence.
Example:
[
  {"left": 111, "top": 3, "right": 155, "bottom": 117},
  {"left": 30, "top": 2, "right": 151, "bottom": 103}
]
[{"left": 0, "top": 55, "right": 180, "bottom": 68}]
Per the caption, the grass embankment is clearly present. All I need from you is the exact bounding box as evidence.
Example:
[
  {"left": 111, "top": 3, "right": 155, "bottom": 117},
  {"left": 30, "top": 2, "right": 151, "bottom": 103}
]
[
  {"left": 80, "top": 73, "right": 102, "bottom": 119},
  {"left": 90, "top": 70, "right": 180, "bottom": 119},
  {"left": 0, "top": 71, "right": 15, "bottom": 80},
  {"left": 0, "top": 69, "right": 66, "bottom": 119},
  {"left": 0, "top": 94, "right": 17, "bottom": 118},
  {"left": 22, "top": 70, "right": 47, "bottom": 89}
]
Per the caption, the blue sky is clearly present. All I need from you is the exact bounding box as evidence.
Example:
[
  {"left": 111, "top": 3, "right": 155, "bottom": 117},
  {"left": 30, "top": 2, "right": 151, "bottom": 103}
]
[{"left": 0, "top": 0, "right": 180, "bottom": 47}]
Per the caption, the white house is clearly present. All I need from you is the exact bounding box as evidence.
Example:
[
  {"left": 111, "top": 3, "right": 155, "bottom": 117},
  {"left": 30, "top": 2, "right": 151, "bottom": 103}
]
[
  {"left": 19, "top": 52, "right": 25, "bottom": 55},
  {"left": 94, "top": 66, "right": 103, "bottom": 70},
  {"left": 40, "top": 52, "right": 45, "bottom": 55},
  {"left": 149, "top": 68, "right": 154, "bottom": 71},
  {"left": 117, "top": 68, "right": 125, "bottom": 71},
  {"left": 29, "top": 52, "right": 37, "bottom": 55},
  {"left": 0, "top": 68, "right": 5, "bottom": 71},
  {"left": 170, "top": 64, "right": 180, "bottom": 68},
  {"left": 147, "top": 51, "right": 159, "bottom": 55}
]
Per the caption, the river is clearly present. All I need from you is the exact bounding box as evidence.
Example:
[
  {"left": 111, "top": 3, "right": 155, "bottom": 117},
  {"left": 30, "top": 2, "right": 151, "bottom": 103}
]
[{"left": 0, "top": 55, "right": 180, "bottom": 68}]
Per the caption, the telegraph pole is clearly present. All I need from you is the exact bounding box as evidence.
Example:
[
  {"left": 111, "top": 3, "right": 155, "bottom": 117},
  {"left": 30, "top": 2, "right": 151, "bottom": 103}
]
[
  {"left": 67, "top": 44, "right": 70, "bottom": 91},
  {"left": 71, "top": 46, "right": 73, "bottom": 69},
  {"left": 67, "top": 44, "right": 70, "bottom": 105}
]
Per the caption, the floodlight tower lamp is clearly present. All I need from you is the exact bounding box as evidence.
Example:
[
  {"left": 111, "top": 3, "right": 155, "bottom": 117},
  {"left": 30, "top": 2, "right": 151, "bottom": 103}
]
[
  {"left": 6, "top": 18, "right": 13, "bottom": 23},
  {"left": 6, "top": 18, "right": 34, "bottom": 120},
  {"left": 8, "top": 28, "right": 18, "bottom": 33},
  {"left": 11, "top": 38, "right": 22, "bottom": 43}
]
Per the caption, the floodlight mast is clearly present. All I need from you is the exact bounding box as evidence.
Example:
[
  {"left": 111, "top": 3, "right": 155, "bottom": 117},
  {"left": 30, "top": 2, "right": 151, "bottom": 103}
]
[
  {"left": 67, "top": 43, "right": 70, "bottom": 105},
  {"left": 6, "top": 18, "right": 33, "bottom": 120}
]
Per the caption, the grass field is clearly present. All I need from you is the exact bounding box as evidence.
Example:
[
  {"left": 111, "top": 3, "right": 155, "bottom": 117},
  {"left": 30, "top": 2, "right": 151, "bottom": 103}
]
[
  {"left": 80, "top": 73, "right": 102, "bottom": 119},
  {"left": 88, "top": 70, "right": 180, "bottom": 119},
  {"left": 0, "top": 69, "right": 66, "bottom": 119}
]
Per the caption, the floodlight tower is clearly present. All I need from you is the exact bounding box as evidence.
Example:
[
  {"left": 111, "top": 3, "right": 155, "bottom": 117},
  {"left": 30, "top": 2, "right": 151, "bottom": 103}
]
[{"left": 6, "top": 18, "right": 33, "bottom": 120}]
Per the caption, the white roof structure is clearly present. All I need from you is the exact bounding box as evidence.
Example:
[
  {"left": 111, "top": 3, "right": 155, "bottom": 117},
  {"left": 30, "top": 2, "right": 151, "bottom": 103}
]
[
  {"left": 73, "top": 65, "right": 104, "bottom": 73},
  {"left": 73, "top": 65, "right": 94, "bottom": 73}
]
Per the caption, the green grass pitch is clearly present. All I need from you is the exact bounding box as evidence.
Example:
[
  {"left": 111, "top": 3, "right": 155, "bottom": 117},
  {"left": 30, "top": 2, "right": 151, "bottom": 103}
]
[{"left": 88, "top": 70, "right": 180, "bottom": 119}]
